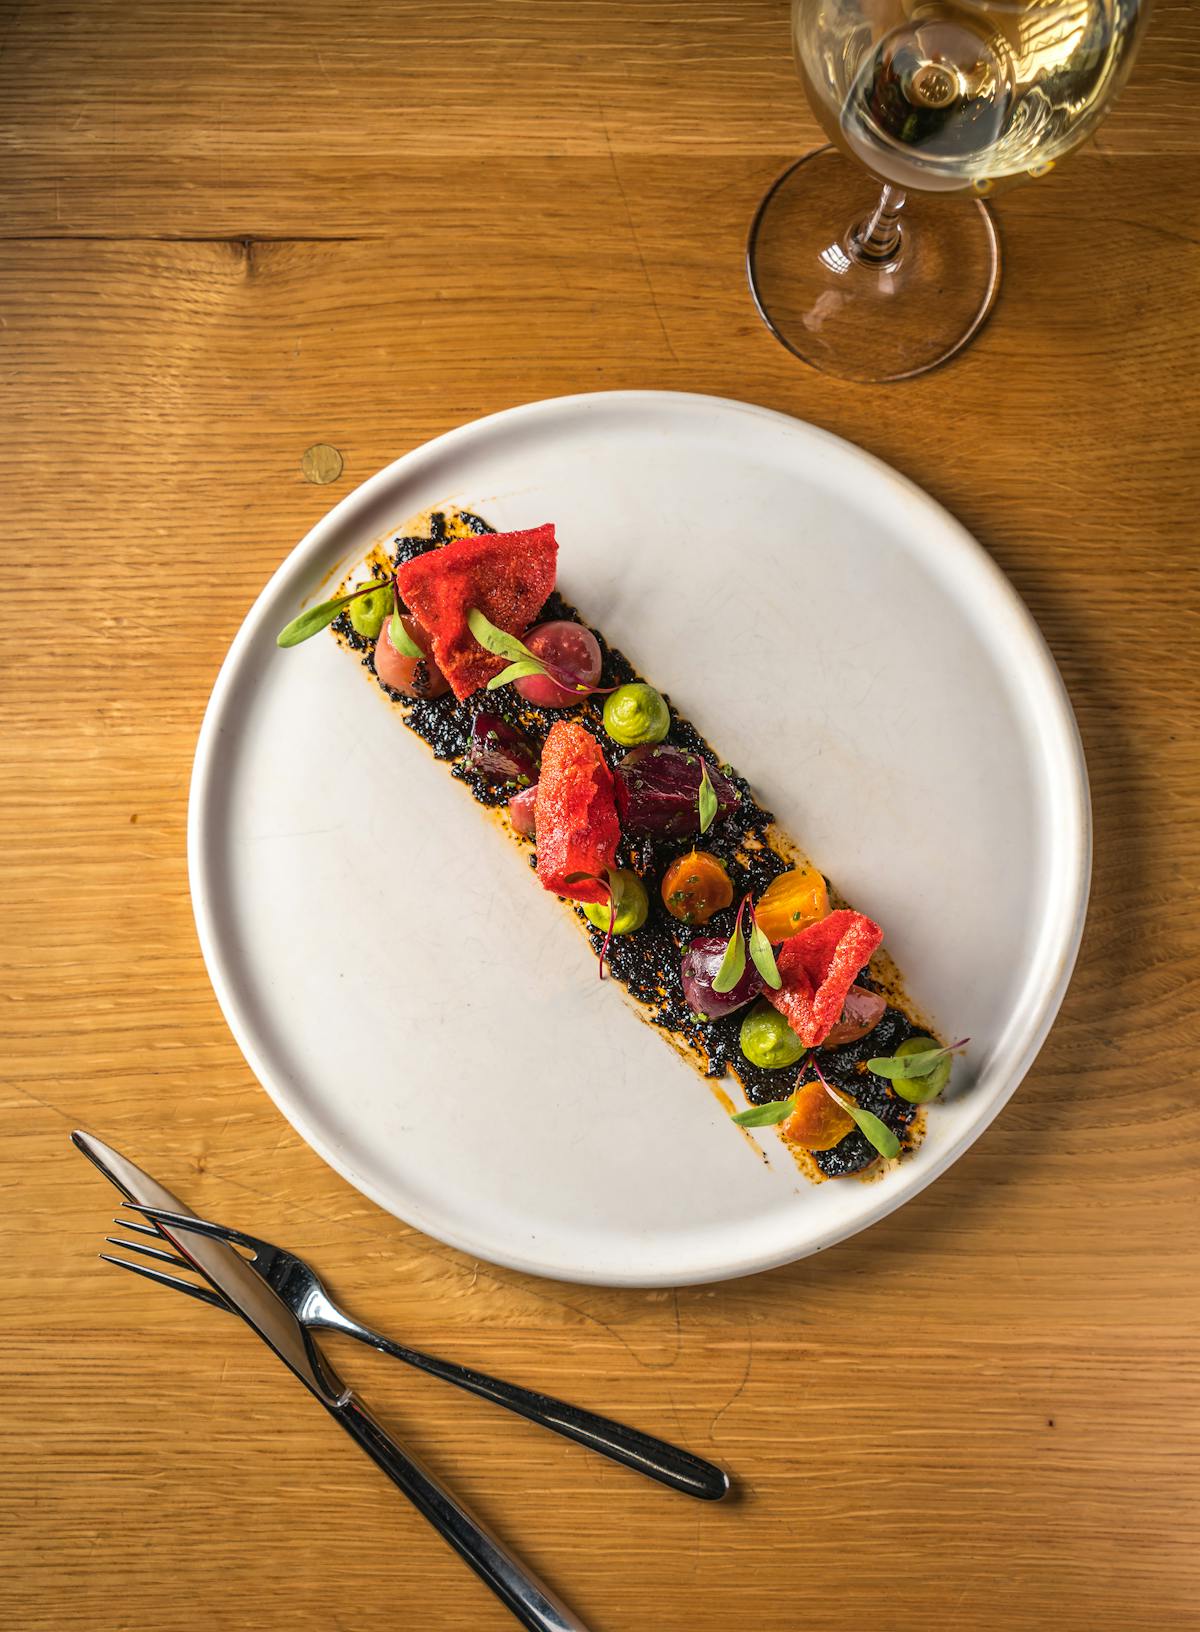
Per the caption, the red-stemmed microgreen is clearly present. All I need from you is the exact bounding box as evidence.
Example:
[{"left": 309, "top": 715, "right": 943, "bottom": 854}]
[
  {"left": 868, "top": 1036, "right": 967, "bottom": 1104},
  {"left": 730, "top": 1046, "right": 813, "bottom": 1127},
  {"left": 388, "top": 584, "right": 424, "bottom": 660},
  {"left": 731, "top": 1094, "right": 796, "bottom": 1128},
  {"left": 731, "top": 1063, "right": 900, "bottom": 1158},
  {"left": 697, "top": 761, "right": 718, "bottom": 835},
  {"left": 713, "top": 895, "right": 781, "bottom": 995},
  {"left": 711, "top": 897, "right": 748, "bottom": 995},
  {"left": 277, "top": 577, "right": 397, "bottom": 648},
  {"left": 816, "top": 1062, "right": 901, "bottom": 1160},
  {"left": 563, "top": 868, "right": 619, "bottom": 979},
  {"left": 467, "top": 608, "right": 618, "bottom": 697},
  {"left": 866, "top": 1039, "right": 969, "bottom": 1082}
]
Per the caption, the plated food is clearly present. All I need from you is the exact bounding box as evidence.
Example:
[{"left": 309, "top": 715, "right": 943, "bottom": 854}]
[
  {"left": 279, "top": 507, "right": 966, "bottom": 1180},
  {"left": 191, "top": 391, "right": 1089, "bottom": 1284}
]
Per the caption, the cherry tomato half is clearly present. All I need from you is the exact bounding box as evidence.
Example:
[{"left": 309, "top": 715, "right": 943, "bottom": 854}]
[
  {"left": 374, "top": 612, "right": 450, "bottom": 699},
  {"left": 512, "top": 621, "right": 602, "bottom": 709}
]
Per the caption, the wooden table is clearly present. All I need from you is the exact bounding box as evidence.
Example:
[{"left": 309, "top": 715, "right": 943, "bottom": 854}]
[{"left": 3, "top": 4, "right": 1198, "bottom": 1628}]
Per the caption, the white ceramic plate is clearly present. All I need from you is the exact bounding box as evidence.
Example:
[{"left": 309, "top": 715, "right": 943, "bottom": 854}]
[{"left": 189, "top": 392, "right": 1089, "bottom": 1287}]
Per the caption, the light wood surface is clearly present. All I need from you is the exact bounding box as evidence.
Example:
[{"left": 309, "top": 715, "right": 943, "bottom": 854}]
[{"left": 3, "top": 4, "right": 1198, "bottom": 1629}]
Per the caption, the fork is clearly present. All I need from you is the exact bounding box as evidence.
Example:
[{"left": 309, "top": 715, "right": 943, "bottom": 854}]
[{"left": 104, "top": 1204, "right": 729, "bottom": 1502}]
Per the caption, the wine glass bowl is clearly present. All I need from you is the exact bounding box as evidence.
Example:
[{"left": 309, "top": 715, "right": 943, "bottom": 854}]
[{"left": 749, "top": 0, "right": 1151, "bottom": 381}]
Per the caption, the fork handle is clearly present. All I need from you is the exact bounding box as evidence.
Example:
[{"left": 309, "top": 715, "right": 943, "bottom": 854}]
[
  {"left": 330, "top": 1394, "right": 591, "bottom": 1632},
  {"left": 347, "top": 1329, "right": 729, "bottom": 1502}
]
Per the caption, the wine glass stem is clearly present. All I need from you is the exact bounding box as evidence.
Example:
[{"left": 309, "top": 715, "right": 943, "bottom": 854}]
[{"left": 848, "top": 183, "right": 907, "bottom": 266}]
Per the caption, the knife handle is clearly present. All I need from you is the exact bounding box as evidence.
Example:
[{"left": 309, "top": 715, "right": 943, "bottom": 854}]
[{"left": 329, "top": 1394, "right": 592, "bottom": 1632}]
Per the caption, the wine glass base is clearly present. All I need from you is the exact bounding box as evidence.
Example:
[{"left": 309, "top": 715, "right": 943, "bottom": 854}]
[{"left": 747, "top": 147, "right": 1000, "bottom": 383}]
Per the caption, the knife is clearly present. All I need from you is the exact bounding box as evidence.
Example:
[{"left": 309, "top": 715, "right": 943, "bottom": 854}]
[{"left": 73, "top": 1130, "right": 592, "bottom": 1632}]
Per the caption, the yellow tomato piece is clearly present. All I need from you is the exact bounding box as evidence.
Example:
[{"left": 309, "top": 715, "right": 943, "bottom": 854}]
[
  {"left": 755, "top": 865, "right": 830, "bottom": 943},
  {"left": 781, "top": 1079, "right": 855, "bottom": 1151}
]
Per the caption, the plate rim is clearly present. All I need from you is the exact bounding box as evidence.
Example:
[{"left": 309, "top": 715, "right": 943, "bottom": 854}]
[{"left": 188, "top": 389, "right": 1091, "bottom": 1287}]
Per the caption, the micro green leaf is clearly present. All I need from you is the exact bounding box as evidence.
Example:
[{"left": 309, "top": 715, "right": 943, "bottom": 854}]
[
  {"left": 731, "top": 1095, "right": 796, "bottom": 1128},
  {"left": 388, "top": 587, "right": 424, "bottom": 659},
  {"left": 818, "top": 1069, "right": 901, "bottom": 1161},
  {"left": 467, "top": 607, "right": 540, "bottom": 665},
  {"left": 698, "top": 761, "right": 718, "bottom": 835},
  {"left": 276, "top": 579, "right": 395, "bottom": 648},
  {"left": 467, "top": 606, "right": 619, "bottom": 698},
  {"left": 278, "top": 601, "right": 343, "bottom": 648},
  {"left": 711, "top": 899, "right": 747, "bottom": 995},
  {"left": 603, "top": 895, "right": 616, "bottom": 971},
  {"left": 486, "top": 658, "right": 549, "bottom": 690},
  {"left": 563, "top": 870, "right": 619, "bottom": 980},
  {"left": 747, "top": 906, "right": 782, "bottom": 990},
  {"left": 866, "top": 1038, "right": 969, "bottom": 1081}
]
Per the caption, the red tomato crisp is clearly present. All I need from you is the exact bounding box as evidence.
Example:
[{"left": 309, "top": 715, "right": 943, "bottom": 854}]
[
  {"left": 766, "top": 909, "right": 884, "bottom": 1047},
  {"left": 534, "top": 721, "right": 620, "bottom": 904},
  {"left": 394, "top": 523, "right": 558, "bottom": 702}
]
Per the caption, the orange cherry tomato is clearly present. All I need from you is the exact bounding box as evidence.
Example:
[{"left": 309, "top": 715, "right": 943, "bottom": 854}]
[
  {"left": 780, "top": 1079, "right": 855, "bottom": 1151},
  {"left": 754, "top": 865, "right": 830, "bottom": 944},
  {"left": 661, "top": 850, "right": 734, "bottom": 925}
]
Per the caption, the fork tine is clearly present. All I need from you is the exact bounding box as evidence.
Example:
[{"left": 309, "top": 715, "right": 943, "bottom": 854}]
[
  {"left": 113, "top": 1215, "right": 162, "bottom": 1239},
  {"left": 128, "top": 1204, "right": 262, "bottom": 1257},
  {"left": 100, "top": 1252, "right": 226, "bottom": 1311},
  {"left": 105, "top": 1233, "right": 193, "bottom": 1271}
]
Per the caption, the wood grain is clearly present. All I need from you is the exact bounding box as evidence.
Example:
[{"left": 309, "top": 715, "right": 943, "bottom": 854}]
[{"left": 2, "top": 3, "right": 1198, "bottom": 1629}]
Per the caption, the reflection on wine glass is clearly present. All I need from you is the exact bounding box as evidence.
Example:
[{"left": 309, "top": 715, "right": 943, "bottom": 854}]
[{"left": 748, "top": 0, "right": 1152, "bottom": 382}]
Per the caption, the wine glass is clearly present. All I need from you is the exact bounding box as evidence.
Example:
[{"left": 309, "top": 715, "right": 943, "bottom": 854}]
[{"left": 747, "top": 0, "right": 1152, "bottom": 382}]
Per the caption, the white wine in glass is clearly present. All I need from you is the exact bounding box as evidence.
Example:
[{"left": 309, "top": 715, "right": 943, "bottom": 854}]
[{"left": 748, "top": 0, "right": 1152, "bottom": 381}]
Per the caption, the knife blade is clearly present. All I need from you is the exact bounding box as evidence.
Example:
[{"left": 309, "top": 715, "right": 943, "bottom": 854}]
[
  {"left": 72, "top": 1129, "right": 346, "bottom": 1404},
  {"left": 73, "top": 1130, "right": 592, "bottom": 1632}
]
